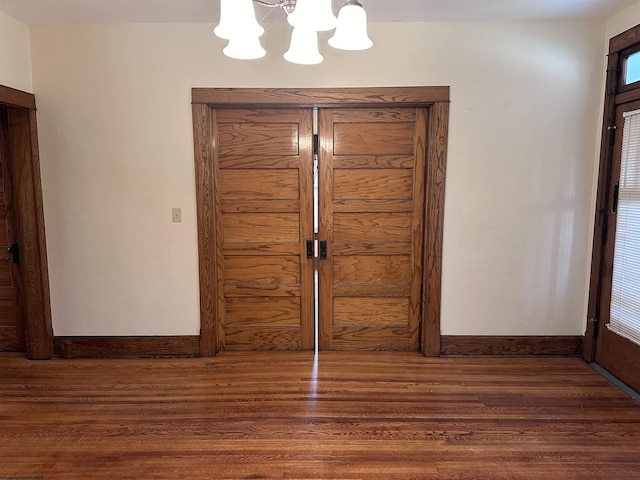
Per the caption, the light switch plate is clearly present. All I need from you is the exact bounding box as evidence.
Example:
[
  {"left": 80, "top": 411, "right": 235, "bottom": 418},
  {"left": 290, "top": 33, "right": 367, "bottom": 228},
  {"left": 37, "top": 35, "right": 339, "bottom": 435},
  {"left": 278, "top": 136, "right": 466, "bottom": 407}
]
[{"left": 172, "top": 208, "right": 182, "bottom": 223}]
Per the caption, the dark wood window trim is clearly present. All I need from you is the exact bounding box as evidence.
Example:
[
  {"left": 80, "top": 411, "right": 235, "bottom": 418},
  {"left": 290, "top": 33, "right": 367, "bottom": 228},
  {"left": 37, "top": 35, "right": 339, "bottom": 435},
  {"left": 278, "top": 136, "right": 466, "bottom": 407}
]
[
  {"left": 191, "top": 87, "right": 450, "bottom": 357},
  {"left": 585, "top": 24, "right": 640, "bottom": 362},
  {"left": 0, "top": 84, "right": 53, "bottom": 359}
]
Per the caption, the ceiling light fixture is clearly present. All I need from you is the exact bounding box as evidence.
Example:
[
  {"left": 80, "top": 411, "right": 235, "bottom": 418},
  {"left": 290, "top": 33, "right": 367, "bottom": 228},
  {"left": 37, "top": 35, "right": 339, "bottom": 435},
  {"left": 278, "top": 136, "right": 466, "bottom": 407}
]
[{"left": 214, "top": 0, "right": 372, "bottom": 65}]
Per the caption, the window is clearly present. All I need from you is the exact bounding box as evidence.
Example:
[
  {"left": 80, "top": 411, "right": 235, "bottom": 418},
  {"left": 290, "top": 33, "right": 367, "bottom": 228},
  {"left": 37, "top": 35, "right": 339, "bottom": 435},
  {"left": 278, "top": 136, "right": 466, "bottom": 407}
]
[
  {"left": 609, "top": 110, "right": 640, "bottom": 346},
  {"left": 625, "top": 51, "right": 640, "bottom": 85}
]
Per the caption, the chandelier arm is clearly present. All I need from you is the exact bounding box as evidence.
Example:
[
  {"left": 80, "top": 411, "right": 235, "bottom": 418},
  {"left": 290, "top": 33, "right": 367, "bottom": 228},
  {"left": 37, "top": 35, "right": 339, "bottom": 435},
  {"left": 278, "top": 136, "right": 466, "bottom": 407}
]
[
  {"left": 253, "top": 0, "right": 285, "bottom": 8},
  {"left": 253, "top": 0, "right": 297, "bottom": 15}
]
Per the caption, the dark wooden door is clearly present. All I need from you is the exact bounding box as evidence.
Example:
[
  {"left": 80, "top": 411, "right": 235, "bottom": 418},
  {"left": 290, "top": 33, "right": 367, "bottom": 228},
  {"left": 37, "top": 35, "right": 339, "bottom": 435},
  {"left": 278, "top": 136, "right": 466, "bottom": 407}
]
[
  {"left": 0, "top": 107, "right": 26, "bottom": 352},
  {"left": 212, "top": 108, "right": 315, "bottom": 350},
  {"left": 318, "top": 108, "right": 427, "bottom": 351},
  {"left": 595, "top": 100, "right": 640, "bottom": 392}
]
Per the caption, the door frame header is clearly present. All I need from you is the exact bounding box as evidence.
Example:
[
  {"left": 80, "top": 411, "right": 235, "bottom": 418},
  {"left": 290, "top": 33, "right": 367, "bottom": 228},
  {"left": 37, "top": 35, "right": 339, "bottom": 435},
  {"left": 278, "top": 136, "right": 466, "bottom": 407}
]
[{"left": 192, "top": 86, "right": 450, "bottom": 108}]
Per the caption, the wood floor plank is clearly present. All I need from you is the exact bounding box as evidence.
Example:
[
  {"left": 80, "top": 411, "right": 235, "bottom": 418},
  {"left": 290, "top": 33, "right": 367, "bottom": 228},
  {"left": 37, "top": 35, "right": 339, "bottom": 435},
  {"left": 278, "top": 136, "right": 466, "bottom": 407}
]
[{"left": 0, "top": 352, "right": 639, "bottom": 479}]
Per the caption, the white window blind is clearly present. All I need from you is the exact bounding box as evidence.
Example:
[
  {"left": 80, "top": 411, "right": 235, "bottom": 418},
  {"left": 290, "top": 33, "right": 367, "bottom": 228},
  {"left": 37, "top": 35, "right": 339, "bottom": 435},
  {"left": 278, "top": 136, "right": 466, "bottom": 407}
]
[{"left": 609, "top": 109, "right": 640, "bottom": 346}]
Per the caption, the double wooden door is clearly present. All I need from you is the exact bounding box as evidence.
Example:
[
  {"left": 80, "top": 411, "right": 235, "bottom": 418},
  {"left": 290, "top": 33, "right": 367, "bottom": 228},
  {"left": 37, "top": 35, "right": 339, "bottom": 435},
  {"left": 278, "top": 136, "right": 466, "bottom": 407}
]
[{"left": 211, "top": 106, "right": 427, "bottom": 351}]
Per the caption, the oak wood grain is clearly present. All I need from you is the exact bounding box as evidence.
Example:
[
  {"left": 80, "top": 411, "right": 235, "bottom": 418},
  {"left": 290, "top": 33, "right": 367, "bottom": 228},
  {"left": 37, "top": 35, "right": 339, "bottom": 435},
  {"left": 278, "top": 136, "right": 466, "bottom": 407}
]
[
  {"left": 225, "top": 297, "right": 301, "bottom": 326},
  {"left": 53, "top": 336, "right": 200, "bottom": 358},
  {"left": 194, "top": 88, "right": 450, "bottom": 354},
  {"left": 320, "top": 108, "right": 426, "bottom": 352},
  {"left": 422, "top": 101, "right": 449, "bottom": 357},
  {"left": 1, "top": 353, "right": 637, "bottom": 479},
  {"left": 192, "top": 86, "right": 450, "bottom": 107},
  {"left": 0, "top": 84, "right": 36, "bottom": 109},
  {"left": 212, "top": 108, "right": 314, "bottom": 351},
  {"left": 223, "top": 213, "right": 300, "bottom": 243},
  {"left": 442, "top": 336, "right": 582, "bottom": 356},
  {"left": 218, "top": 123, "right": 299, "bottom": 156},
  {"left": 333, "top": 122, "right": 415, "bottom": 155},
  {"left": 220, "top": 169, "right": 299, "bottom": 199},
  {"left": 333, "top": 169, "right": 413, "bottom": 199},
  {"left": 192, "top": 104, "right": 217, "bottom": 356},
  {"left": 0, "top": 325, "right": 20, "bottom": 350}
]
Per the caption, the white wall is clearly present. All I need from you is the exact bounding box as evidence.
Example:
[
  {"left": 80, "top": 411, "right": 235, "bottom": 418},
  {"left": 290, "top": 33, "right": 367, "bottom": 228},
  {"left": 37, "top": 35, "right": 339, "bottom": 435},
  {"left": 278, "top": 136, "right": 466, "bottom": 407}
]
[
  {"left": 0, "top": 10, "right": 32, "bottom": 92},
  {"left": 29, "top": 19, "right": 605, "bottom": 337}
]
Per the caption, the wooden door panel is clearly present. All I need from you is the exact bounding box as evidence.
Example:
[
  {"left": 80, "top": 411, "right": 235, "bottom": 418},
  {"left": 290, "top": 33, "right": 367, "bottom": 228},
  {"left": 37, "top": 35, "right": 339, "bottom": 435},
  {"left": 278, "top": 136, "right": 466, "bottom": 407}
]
[
  {"left": 225, "top": 256, "right": 300, "bottom": 285},
  {"left": 0, "top": 299, "right": 15, "bottom": 326},
  {"left": 334, "top": 298, "right": 409, "bottom": 326},
  {"left": 332, "top": 327, "right": 411, "bottom": 351},
  {"left": 332, "top": 199, "right": 414, "bottom": 213},
  {"left": 333, "top": 213, "right": 412, "bottom": 242},
  {"left": 332, "top": 108, "right": 417, "bottom": 123},
  {"left": 333, "top": 123, "right": 415, "bottom": 155},
  {"left": 218, "top": 123, "right": 299, "bottom": 156},
  {"left": 319, "top": 108, "right": 427, "bottom": 351},
  {"left": 333, "top": 256, "right": 410, "bottom": 284},
  {"left": 332, "top": 243, "right": 412, "bottom": 256},
  {"left": 332, "top": 284, "right": 411, "bottom": 297},
  {"left": 225, "top": 297, "right": 301, "bottom": 326},
  {"left": 221, "top": 170, "right": 299, "bottom": 199},
  {"left": 213, "top": 108, "right": 314, "bottom": 351},
  {"left": 333, "top": 169, "right": 413, "bottom": 199},
  {"left": 223, "top": 213, "right": 300, "bottom": 243},
  {"left": 224, "top": 326, "right": 303, "bottom": 350},
  {"left": 333, "top": 155, "right": 415, "bottom": 169}
]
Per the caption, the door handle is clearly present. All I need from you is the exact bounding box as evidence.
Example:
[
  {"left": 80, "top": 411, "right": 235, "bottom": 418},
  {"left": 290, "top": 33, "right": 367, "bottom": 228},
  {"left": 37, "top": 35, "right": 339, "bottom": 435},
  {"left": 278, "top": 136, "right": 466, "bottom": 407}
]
[
  {"left": 306, "top": 239, "right": 314, "bottom": 259},
  {"left": 7, "top": 243, "right": 19, "bottom": 264},
  {"left": 319, "top": 240, "right": 327, "bottom": 260}
]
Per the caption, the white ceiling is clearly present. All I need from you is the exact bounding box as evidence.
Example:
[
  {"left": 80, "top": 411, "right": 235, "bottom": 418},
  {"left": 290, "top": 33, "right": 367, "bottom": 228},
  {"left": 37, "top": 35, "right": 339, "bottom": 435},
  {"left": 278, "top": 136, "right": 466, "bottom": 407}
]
[{"left": 0, "top": 0, "right": 636, "bottom": 25}]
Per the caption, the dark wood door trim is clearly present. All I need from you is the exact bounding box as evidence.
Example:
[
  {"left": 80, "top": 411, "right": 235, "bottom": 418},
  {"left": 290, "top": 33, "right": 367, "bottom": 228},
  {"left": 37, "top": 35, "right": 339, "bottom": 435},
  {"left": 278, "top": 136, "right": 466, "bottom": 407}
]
[
  {"left": 192, "top": 86, "right": 450, "bottom": 107},
  {"left": 585, "top": 23, "right": 640, "bottom": 363},
  {"left": 192, "top": 87, "right": 450, "bottom": 357},
  {"left": 0, "top": 85, "right": 53, "bottom": 359},
  {"left": 0, "top": 85, "right": 37, "bottom": 110},
  {"left": 422, "top": 101, "right": 449, "bottom": 357}
]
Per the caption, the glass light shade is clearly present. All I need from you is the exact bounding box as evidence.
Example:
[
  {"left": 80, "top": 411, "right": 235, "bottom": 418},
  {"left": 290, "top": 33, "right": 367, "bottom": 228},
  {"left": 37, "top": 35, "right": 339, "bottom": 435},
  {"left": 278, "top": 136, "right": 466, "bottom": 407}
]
[
  {"left": 214, "top": 0, "right": 264, "bottom": 40},
  {"left": 284, "top": 27, "right": 323, "bottom": 65},
  {"left": 328, "top": 1, "right": 373, "bottom": 51},
  {"left": 223, "top": 35, "right": 266, "bottom": 60},
  {"left": 287, "top": 0, "right": 338, "bottom": 32}
]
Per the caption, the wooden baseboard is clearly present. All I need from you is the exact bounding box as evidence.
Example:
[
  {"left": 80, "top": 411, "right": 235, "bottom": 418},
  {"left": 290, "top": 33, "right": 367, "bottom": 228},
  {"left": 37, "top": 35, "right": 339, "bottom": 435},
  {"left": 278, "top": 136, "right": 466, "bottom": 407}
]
[
  {"left": 54, "top": 336, "right": 200, "bottom": 358},
  {"left": 441, "top": 336, "right": 582, "bottom": 356}
]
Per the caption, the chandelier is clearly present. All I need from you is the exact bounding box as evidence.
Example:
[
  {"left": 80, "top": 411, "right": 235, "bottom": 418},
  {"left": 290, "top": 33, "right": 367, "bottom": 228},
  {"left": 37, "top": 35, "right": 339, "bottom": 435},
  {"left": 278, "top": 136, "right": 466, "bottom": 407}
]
[{"left": 214, "top": 0, "right": 372, "bottom": 65}]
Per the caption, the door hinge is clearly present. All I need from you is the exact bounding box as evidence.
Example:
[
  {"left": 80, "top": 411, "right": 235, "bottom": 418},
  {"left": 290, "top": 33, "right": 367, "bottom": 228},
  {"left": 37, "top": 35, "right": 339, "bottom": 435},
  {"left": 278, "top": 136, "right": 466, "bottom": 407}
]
[
  {"left": 591, "top": 317, "right": 600, "bottom": 338},
  {"left": 608, "top": 125, "right": 617, "bottom": 146},
  {"left": 7, "top": 243, "right": 19, "bottom": 264},
  {"left": 313, "top": 134, "right": 319, "bottom": 156}
]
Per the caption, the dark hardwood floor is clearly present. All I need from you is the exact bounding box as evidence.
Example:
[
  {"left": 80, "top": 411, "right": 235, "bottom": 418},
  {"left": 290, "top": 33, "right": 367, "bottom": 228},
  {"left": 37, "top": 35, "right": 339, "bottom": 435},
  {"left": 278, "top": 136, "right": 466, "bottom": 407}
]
[{"left": 0, "top": 352, "right": 639, "bottom": 479}]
